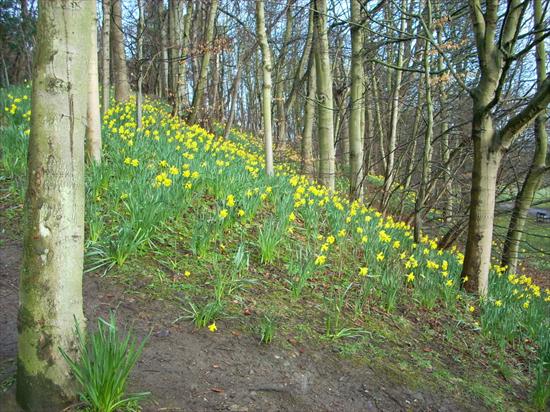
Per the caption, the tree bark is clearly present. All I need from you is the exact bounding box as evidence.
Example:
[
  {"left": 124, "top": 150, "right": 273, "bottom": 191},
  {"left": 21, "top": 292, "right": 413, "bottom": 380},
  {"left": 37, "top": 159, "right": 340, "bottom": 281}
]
[
  {"left": 274, "top": 0, "right": 293, "bottom": 148},
  {"left": 136, "top": 0, "right": 144, "bottom": 128},
  {"left": 381, "top": 0, "right": 406, "bottom": 213},
  {"left": 101, "top": 0, "right": 110, "bottom": 115},
  {"left": 462, "top": 116, "right": 501, "bottom": 294},
  {"left": 160, "top": 8, "right": 169, "bottom": 98},
  {"left": 349, "top": 0, "right": 364, "bottom": 199},
  {"left": 16, "top": 1, "right": 92, "bottom": 409},
  {"left": 223, "top": 49, "right": 243, "bottom": 140},
  {"left": 256, "top": 0, "right": 274, "bottom": 176},
  {"left": 414, "top": 10, "right": 434, "bottom": 242},
  {"left": 86, "top": 11, "right": 102, "bottom": 164},
  {"left": 189, "top": 0, "right": 218, "bottom": 124},
  {"left": 461, "top": 0, "right": 550, "bottom": 295},
  {"left": 501, "top": 0, "right": 548, "bottom": 273},
  {"left": 111, "top": 0, "right": 130, "bottom": 102},
  {"left": 313, "top": 0, "right": 335, "bottom": 190},
  {"left": 301, "top": 47, "right": 316, "bottom": 177}
]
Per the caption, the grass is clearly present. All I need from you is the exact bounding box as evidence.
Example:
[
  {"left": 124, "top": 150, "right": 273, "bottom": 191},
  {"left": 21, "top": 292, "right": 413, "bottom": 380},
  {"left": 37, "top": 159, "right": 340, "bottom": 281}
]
[
  {"left": 1, "top": 84, "right": 549, "bottom": 410},
  {"left": 59, "top": 314, "right": 149, "bottom": 412}
]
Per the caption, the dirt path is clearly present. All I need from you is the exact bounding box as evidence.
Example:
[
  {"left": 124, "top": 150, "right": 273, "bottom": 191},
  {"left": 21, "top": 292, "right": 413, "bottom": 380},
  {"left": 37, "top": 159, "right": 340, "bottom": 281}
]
[{"left": 0, "top": 239, "right": 484, "bottom": 411}]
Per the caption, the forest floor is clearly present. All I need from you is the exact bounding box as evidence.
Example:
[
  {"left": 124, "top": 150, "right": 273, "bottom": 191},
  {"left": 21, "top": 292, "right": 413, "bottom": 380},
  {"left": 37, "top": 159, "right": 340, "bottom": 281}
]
[
  {"left": 0, "top": 237, "right": 520, "bottom": 412},
  {"left": 0, "top": 192, "right": 535, "bottom": 412}
]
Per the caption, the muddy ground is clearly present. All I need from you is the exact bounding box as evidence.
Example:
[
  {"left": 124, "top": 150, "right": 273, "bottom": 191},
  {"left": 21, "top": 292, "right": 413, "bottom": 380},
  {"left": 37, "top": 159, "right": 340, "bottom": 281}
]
[{"left": 1, "top": 236, "right": 490, "bottom": 412}]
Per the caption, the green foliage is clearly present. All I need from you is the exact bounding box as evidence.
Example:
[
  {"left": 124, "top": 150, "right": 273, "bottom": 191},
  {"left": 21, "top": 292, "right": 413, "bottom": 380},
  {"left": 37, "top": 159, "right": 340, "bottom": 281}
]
[
  {"left": 183, "top": 301, "right": 224, "bottom": 328},
  {"left": 259, "top": 314, "right": 275, "bottom": 344},
  {"left": 286, "top": 248, "right": 314, "bottom": 300},
  {"left": 59, "top": 314, "right": 149, "bottom": 412},
  {"left": 257, "top": 218, "right": 283, "bottom": 264}
]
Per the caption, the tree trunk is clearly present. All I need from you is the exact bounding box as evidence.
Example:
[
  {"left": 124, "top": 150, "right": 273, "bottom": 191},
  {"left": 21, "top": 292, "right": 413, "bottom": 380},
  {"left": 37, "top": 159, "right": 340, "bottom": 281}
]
[
  {"left": 111, "top": 0, "right": 130, "bottom": 101},
  {"left": 301, "top": 47, "right": 316, "bottom": 177},
  {"left": 414, "top": 15, "right": 434, "bottom": 242},
  {"left": 461, "top": 111, "right": 501, "bottom": 295},
  {"left": 136, "top": 0, "right": 144, "bottom": 128},
  {"left": 313, "top": 0, "right": 335, "bottom": 190},
  {"left": 274, "top": 0, "right": 293, "bottom": 148},
  {"left": 223, "top": 50, "right": 243, "bottom": 140},
  {"left": 256, "top": 0, "right": 274, "bottom": 176},
  {"left": 381, "top": 0, "right": 406, "bottom": 213},
  {"left": 349, "top": 0, "right": 364, "bottom": 199},
  {"left": 501, "top": 0, "right": 548, "bottom": 273},
  {"left": 437, "top": 18, "right": 452, "bottom": 222},
  {"left": 461, "top": 0, "right": 550, "bottom": 296},
  {"left": 86, "top": 12, "right": 102, "bottom": 164},
  {"left": 170, "top": 0, "right": 191, "bottom": 116},
  {"left": 189, "top": 0, "right": 218, "bottom": 124},
  {"left": 16, "top": 1, "right": 92, "bottom": 409},
  {"left": 160, "top": 8, "right": 169, "bottom": 98},
  {"left": 101, "top": 0, "right": 110, "bottom": 115}
]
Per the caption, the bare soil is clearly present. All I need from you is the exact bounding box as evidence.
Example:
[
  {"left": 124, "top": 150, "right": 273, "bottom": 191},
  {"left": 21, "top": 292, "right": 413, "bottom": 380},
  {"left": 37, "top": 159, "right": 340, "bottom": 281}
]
[{"left": 0, "top": 237, "right": 489, "bottom": 412}]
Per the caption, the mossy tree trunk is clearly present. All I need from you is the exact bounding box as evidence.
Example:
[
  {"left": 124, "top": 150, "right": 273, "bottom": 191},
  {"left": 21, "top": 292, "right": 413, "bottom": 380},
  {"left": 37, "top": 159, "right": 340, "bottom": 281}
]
[
  {"left": 16, "top": 0, "right": 93, "bottom": 409},
  {"left": 256, "top": 0, "right": 274, "bottom": 176}
]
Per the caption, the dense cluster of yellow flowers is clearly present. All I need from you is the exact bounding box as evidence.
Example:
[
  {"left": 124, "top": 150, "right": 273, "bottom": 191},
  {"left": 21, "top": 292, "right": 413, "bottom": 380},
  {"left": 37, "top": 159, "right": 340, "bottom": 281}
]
[{"left": 5, "top": 91, "right": 549, "bottom": 323}]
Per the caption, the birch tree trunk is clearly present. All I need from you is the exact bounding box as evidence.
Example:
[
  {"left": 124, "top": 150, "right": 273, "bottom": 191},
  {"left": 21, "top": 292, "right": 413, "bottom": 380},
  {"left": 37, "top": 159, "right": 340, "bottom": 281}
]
[
  {"left": 189, "top": 0, "right": 218, "bottom": 124},
  {"left": 101, "top": 0, "right": 110, "bottom": 115},
  {"left": 86, "top": 12, "right": 102, "bottom": 164},
  {"left": 16, "top": 1, "right": 92, "bottom": 408},
  {"left": 256, "top": 0, "right": 274, "bottom": 176},
  {"left": 111, "top": 0, "right": 130, "bottom": 102},
  {"left": 313, "top": 0, "right": 335, "bottom": 190},
  {"left": 349, "top": 0, "right": 364, "bottom": 199}
]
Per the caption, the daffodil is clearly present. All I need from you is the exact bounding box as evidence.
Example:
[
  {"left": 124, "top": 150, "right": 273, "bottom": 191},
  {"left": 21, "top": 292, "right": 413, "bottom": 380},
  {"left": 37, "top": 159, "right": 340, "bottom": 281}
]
[
  {"left": 227, "top": 194, "right": 235, "bottom": 207},
  {"left": 315, "top": 255, "right": 326, "bottom": 266}
]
